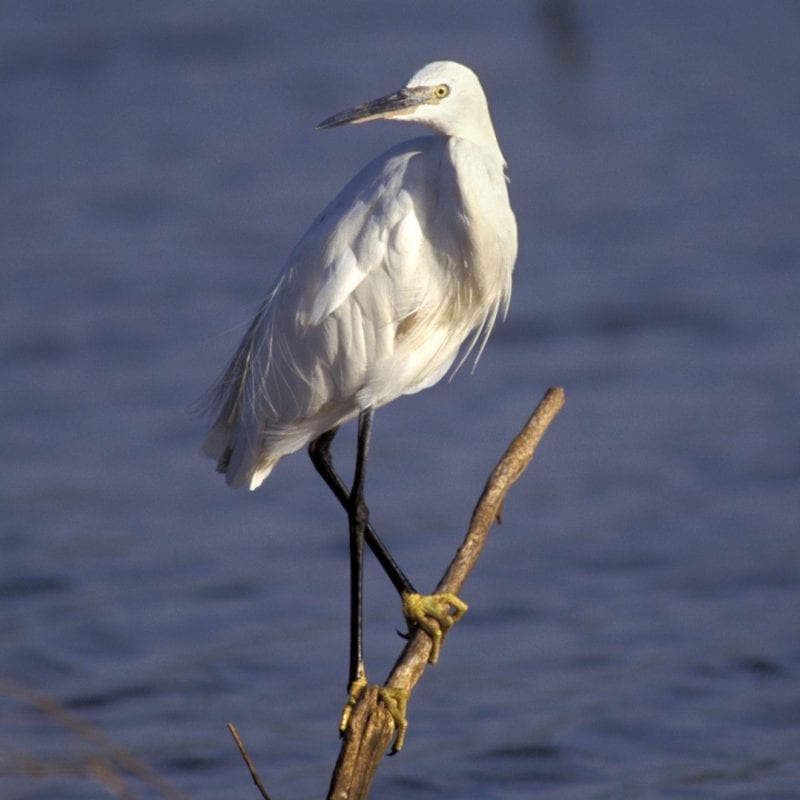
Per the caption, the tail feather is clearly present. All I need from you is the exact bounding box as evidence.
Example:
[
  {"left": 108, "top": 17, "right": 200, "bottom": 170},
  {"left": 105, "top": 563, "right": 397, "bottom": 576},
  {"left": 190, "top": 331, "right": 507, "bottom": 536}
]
[{"left": 201, "top": 424, "right": 277, "bottom": 490}]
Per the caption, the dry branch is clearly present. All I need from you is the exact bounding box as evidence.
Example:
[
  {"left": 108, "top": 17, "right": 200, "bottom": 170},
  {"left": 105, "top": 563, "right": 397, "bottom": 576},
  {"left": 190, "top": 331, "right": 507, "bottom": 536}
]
[{"left": 326, "top": 386, "right": 565, "bottom": 800}]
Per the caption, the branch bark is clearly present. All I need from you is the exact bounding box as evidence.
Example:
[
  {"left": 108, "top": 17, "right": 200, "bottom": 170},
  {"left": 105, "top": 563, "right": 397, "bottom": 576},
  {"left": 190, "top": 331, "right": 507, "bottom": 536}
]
[{"left": 326, "top": 386, "right": 565, "bottom": 800}]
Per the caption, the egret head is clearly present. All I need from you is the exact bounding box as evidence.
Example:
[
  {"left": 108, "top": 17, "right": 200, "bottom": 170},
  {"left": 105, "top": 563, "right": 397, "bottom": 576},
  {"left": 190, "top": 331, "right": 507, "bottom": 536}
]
[{"left": 318, "top": 61, "right": 498, "bottom": 151}]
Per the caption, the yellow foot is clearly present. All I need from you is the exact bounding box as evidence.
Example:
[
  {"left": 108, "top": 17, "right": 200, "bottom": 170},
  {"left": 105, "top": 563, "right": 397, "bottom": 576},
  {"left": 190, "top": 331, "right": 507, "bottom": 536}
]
[
  {"left": 339, "top": 673, "right": 367, "bottom": 735},
  {"left": 338, "top": 679, "right": 410, "bottom": 754},
  {"left": 379, "top": 686, "right": 409, "bottom": 753},
  {"left": 402, "top": 591, "right": 468, "bottom": 664}
]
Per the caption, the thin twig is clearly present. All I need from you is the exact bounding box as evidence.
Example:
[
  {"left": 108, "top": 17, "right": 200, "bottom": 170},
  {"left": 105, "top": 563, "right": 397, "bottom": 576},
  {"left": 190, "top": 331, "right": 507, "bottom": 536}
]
[{"left": 228, "top": 722, "right": 274, "bottom": 800}]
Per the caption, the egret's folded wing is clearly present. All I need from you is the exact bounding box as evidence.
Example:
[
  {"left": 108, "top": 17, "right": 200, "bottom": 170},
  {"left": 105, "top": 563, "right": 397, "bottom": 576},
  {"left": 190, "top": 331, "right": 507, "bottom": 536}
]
[{"left": 291, "top": 148, "right": 421, "bottom": 330}]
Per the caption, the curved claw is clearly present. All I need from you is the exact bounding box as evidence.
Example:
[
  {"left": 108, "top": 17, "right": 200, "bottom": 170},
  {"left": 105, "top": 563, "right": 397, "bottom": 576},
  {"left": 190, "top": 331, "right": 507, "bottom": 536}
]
[
  {"left": 339, "top": 680, "right": 410, "bottom": 753},
  {"left": 379, "top": 686, "right": 409, "bottom": 753},
  {"left": 402, "top": 591, "right": 468, "bottom": 664}
]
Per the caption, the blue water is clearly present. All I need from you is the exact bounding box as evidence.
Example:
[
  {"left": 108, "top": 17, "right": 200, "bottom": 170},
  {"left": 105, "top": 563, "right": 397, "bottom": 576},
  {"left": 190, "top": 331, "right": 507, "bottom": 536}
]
[{"left": 2, "top": 2, "right": 799, "bottom": 798}]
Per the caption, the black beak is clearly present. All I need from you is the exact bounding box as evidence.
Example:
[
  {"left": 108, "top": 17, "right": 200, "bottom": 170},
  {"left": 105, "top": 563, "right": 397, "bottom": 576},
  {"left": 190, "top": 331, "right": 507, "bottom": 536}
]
[{"left": 318, "top": 87, "right": 424, "bottom": 129}]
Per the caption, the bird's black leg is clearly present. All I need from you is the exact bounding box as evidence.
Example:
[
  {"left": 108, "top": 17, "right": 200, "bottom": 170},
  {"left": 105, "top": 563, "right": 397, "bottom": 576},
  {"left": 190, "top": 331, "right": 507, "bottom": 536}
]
[
  {"left": 346, "top": 407, "right": 373, "bottom": 695},
  {"left": 309, "top": 409, "right": 468, "bottom": 749},
  {"left": 309, "top": 426, "right": 415, "bottom": 596},
  {"left": 309, "top": 416, "right": 467, "bottom": 663}
]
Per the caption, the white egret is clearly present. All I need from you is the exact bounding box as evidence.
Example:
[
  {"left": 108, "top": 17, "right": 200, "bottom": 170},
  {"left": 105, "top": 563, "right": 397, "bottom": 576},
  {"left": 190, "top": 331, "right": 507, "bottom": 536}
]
[{"left": 203, "top": 61, "right": 517, "bottom": 749}]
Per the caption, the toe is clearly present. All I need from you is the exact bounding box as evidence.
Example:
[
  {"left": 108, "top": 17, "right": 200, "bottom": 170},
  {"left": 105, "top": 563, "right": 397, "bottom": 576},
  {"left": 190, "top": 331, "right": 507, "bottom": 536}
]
[
  {"left": 378, "top": 686, "right": 409, "bottom": 753},
  {"left": 402, "top": 592, "right": 468, "bottom": 663}
]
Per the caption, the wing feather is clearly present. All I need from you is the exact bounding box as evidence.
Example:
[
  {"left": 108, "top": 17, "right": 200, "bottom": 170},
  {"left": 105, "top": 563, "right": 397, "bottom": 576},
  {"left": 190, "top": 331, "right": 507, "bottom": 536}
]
[{"left": 203, "top": 138, "right": 438, "bottom": 488}]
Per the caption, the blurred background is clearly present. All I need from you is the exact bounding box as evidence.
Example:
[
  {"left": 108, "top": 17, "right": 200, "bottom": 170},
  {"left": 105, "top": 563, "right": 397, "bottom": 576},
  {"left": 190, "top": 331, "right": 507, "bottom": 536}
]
[{"left": 2, "top": 2, "right": 798, "bottom": 798}]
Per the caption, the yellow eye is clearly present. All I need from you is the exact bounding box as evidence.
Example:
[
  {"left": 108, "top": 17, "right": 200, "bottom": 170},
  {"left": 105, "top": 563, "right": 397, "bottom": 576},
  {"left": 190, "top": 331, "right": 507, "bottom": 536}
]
[{"left": 433, "top": 84, "right": 450, "bottom": 100}]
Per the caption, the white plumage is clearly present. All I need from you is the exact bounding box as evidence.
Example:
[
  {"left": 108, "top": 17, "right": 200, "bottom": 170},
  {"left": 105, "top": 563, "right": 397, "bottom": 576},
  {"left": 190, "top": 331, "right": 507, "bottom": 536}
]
[{"left": 203, "top": 61, "right": 517, "bottom": 490}]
